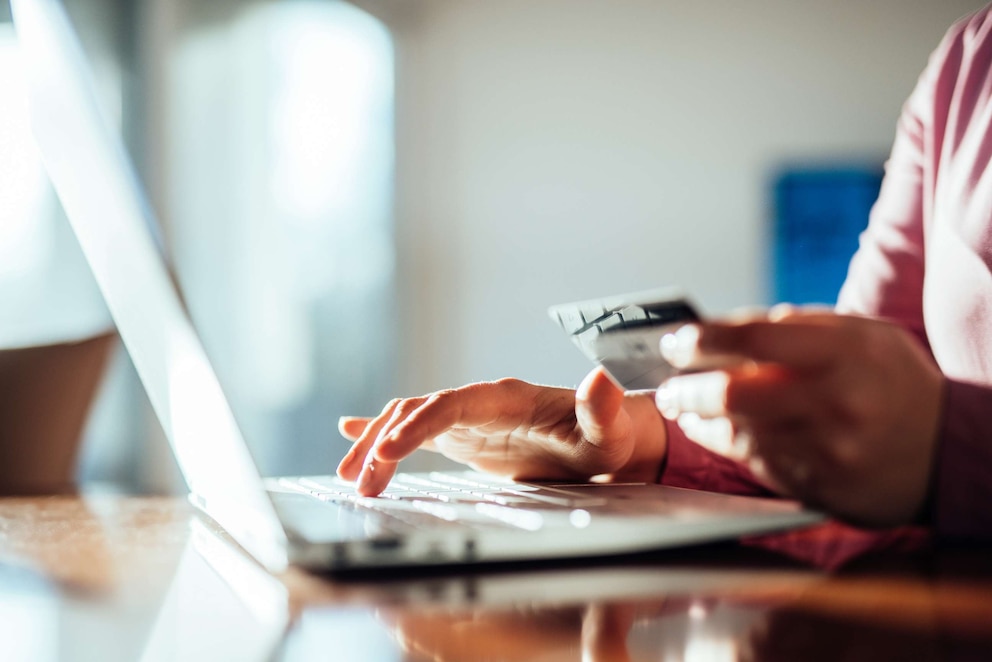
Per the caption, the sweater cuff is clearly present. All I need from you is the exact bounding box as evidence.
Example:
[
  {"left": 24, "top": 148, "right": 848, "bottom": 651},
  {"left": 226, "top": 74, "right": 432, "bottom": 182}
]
[
  {"left": 932, "top": 378, "right": 992, "bottom": 539},
  {"left": 658, "top": 418, "right": 774, "bottom": 497}
]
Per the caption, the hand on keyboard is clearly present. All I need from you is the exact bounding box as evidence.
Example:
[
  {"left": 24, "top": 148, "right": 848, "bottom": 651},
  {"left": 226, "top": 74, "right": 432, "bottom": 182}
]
[{"left": 336, "top": 367, "right": 669, "bottom": 496}]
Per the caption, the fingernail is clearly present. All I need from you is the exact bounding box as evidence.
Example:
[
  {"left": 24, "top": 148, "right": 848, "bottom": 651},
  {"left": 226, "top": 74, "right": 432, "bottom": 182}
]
[
  {"left": 655, "top": 384, "right": 680, "bottom": 419},
  {"left": 660, "top": 324, "right": 699, "bottom": 369}
]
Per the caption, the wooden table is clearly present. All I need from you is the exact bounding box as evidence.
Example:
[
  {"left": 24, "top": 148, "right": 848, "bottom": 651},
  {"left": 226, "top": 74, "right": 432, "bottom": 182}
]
[{"left": 1, "top": 494, "right": 990, "bottom": 661}]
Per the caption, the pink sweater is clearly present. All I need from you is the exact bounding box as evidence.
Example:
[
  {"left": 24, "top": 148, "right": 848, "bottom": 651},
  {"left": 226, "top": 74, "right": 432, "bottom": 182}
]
[{"left": 660, "top": 6, "right": 992, "bottom": 539}]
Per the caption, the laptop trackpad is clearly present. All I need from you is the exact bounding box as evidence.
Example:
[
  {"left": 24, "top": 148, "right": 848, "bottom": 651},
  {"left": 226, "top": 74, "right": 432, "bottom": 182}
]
[{"left": 268, "top": 492, "right": 400, "bottom": 543}]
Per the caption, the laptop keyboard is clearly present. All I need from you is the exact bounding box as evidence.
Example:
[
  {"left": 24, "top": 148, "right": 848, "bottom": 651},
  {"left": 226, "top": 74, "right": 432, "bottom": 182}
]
[{"left": 277, "top": 471, "right": 610, "bottom": 532}]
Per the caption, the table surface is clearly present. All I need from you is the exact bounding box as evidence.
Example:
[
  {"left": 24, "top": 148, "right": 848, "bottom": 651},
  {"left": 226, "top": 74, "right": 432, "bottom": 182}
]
[{"left": 1, "top": 494, "right": 990, "bottom": 662}]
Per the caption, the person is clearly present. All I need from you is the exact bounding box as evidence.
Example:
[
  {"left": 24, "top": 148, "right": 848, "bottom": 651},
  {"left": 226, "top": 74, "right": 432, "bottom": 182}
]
[
  {"left": 338, "top": 5, "right": 992, "bottom": 539},
  {"left": 0, "top": 206, "right": 113, "bottom": 494},
  {"left": 0, "top": 9, "right": 120, "bottom": 495},
  {"left": 0, "top": 202, "right": 113, "bottom": 494},
  {"left": 0, "top": 335, "right": 113, "bottom": 493}
]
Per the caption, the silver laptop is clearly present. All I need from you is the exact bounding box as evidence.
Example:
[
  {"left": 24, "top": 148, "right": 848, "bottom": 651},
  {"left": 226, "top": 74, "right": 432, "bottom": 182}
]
[{"left": 13, "top": 0, "right": 822, "bottom": 573}]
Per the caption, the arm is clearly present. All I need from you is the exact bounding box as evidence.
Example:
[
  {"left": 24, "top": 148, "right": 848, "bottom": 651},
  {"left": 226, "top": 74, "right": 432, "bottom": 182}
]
[
  {"left": 838, "top": 13, "right": 992, "bottom": 538},
  {"left": 0, "top": 333, "right": 114, "bottom": 494}
]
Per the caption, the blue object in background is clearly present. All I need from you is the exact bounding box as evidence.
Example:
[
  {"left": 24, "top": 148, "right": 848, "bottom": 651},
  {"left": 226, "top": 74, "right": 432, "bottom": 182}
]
[{"left": 773, "top": 167, "right": 883, "bottom": 305}]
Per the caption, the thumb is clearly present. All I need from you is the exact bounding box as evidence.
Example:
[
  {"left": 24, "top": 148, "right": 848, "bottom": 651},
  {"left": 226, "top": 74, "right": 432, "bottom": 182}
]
[{"left": 575, "top": 366, "right": 629, "bottom": 444}]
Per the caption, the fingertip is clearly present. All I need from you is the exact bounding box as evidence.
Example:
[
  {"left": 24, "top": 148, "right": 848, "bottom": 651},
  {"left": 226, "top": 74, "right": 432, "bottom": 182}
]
[
  {"left": 659, "top": 324, "right": 700, "bottom": 369},
  {"left": 768, "top": 303, "right": 797, "bottom": 321},
  {"left": 655, "top": 383, "right": 678, "bottom": 419},
  {"left": 725, "top": 306, "right": 770, "bottom": 322},
  {"left": 338, "top": 416, "right": 370, "bottom": 440},
  {"left": 337, "top": 453, "right": 361, "bottom": 481},
  {"left": 356, "top": 460, "right": 394, "bottom": 496},
  {"left": 576, "top": 366, "right": 625, "bottom": 434},
  {"left": 576, "top": 366, "right": 621, "bottom": 402}
]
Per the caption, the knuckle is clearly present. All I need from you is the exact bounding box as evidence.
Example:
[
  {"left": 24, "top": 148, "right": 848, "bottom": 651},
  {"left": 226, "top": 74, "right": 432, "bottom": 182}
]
[
  {"left": 858, "top": 325, "right": 889, "bottom": 360},
  {"left": 829, "top": 438, "right": 863, "bottom": 471},
  {"left": 839, "top": 388, "right": 882, "bottom": 424},
  {"left": 426, "top": 388, "right": 458, "bottom": 406},
  {"left": 492, "top": 377, "right": 525, "bottom": 390},
  {"left": 394, "top": 396, "right": 425, "bottom": 415}
]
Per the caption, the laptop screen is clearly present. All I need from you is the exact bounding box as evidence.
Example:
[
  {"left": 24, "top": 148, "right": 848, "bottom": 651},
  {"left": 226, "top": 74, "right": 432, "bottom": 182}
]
[{"left": 12, "top": 0, "right": 288, "bottom": 570}]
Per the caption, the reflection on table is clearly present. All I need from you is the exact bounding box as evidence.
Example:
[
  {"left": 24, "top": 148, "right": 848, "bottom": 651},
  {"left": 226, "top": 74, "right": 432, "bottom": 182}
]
[{"left": 0, "top": 495, "right": 990, "bottom": 661}]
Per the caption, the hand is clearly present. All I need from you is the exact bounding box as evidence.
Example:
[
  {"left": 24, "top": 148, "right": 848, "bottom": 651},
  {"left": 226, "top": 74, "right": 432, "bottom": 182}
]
[
  {"left": 655, "top": 309, "right": 944, "bottom": 526},
  {"left": 377, "top": 605, "right": 587, "bottom": 662},
  {"left": 336, "top": 367, "right": 668, "bottom": 496},
  {"left": 378, "top": 603, "right": 639, "bottom": 662}
]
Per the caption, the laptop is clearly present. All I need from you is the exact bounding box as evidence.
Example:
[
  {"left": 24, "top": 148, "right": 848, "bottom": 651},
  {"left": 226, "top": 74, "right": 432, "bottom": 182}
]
[{"left": 12, "top": 0, "right": 822, "bottom": 573}]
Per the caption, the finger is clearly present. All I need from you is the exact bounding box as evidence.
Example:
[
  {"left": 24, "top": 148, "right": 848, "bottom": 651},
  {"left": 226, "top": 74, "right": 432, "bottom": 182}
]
[
  {"left": 656, "top": 370, "right": 730, "bottom": 419},
  {"left": 574, "top": 367, "right": 629, "bottom": 447},
  {"left": 582, "top": 604, "right": 637, "bottom": 662},
  {"left": 337, "top": 399, "right": 403, "bottom": 481},
  {"left": 371, "top": 396, "right": 428, "bottom": 462},
  {"left": 664, "top": 317, "right": 852, "bottom": 371},
  {"left": 722, "top": 364, "right": 817, "bottom": 422},
  {"left": 373, "top": 380, "right": 535, "bottom": 462},
  {"left": 657, "top": 364, "right": 819, "bottom": 433},
  {"left": 660, "top": 325, "right": 750, "bottom": 372},
  {"left": 338, "top": 416, "right": 372, "bottom": 441},
  {"left": 674, "top": 412, "right": 744, "bottom": 458},
  {"left": 724, "top": 305, "right": 770, "bottom": 322},
  {"left": 357, "top": 397, "right": 429, "bottom": 495},
  {"left": 768, "top": 303, "right": 834, "bottom": 321},
  {"left": 356, "top": 456, "right": 400, "bottom": 496},
  {"left": 745, "top": 421, "right": 832, "bottom": 500}
]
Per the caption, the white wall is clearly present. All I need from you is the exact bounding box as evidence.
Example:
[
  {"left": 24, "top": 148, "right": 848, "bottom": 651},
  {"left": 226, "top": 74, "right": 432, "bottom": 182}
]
[{"left": 387, "top": 0, "right": 987, "bottom": 396}]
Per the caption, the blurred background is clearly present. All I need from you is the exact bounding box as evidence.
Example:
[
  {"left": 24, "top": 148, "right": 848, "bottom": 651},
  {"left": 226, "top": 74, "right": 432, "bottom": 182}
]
[{"left": 0, "top": 0, "right": 985, "bottom": 493}]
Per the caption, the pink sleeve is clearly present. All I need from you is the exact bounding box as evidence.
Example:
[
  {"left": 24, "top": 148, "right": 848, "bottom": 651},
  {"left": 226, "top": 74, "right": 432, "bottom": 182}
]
[
  {"left": 836, "top": 13, "right": 992, "bottom": 539},
  {"left": 657, "top": 418, "right": 774, "bottom": 497}
]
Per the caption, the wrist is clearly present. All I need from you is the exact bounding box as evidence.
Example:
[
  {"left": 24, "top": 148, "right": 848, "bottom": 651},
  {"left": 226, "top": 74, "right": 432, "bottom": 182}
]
[{"left": 606, "top": 390, "right": 669, "bottom": 483}]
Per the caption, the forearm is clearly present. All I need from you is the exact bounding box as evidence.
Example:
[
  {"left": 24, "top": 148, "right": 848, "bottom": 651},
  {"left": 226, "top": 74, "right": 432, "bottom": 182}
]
[{"left": 0, "top": 333, "right": 114, "bottom": 494}]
